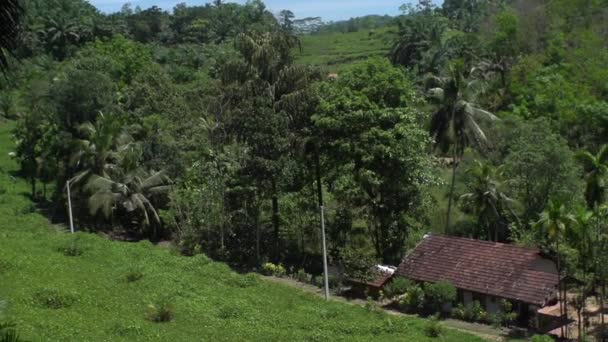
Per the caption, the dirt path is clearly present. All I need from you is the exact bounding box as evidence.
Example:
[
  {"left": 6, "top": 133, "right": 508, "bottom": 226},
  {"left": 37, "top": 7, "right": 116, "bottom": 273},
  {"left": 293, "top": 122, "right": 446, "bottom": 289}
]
[{"left": 262, "top": 275, "right": 511, "bottom": 341}]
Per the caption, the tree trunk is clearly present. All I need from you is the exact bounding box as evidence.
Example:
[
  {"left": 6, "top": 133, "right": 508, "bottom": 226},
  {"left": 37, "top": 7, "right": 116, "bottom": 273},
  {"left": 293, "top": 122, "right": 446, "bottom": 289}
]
[
  {"left": 255, "top": 208, "right": 260, "bottom": 266},
  {"left": 31, "top": 177, "right": 36, "bottom": 200},
  {"left": 557, "top": 239, "right": 565, "bottom": 339},
  {"left": 446, "top": 144, "right": 458, "bottom": 235},
  {"left": 271, "top": 178, "right": 280, "bottom": 262}
]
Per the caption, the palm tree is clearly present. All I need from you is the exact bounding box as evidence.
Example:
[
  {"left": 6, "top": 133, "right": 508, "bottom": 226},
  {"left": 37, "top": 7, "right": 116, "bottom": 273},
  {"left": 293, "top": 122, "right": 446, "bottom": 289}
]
[
  {"left": 222, "top": 30, "right": 319, "bottom": 262},
  {"left": 567, "top": 208, "right": 594, "bottom": 338},
  {"left": 576, "top": 145, "right": 608, "bottom": 209},
  {"left": 0, "top": 0, "right": 23, "bottom": 73},
  {"left": 534, "top": 200, "right": 576, "bottom": 339},
  {"left": 390, "top": 11, "right": 448, "bottom": 72},
  {"left": 427, "top": 60, "right": 499, "bottom": 233},
  {"left": 84, "top": 168, "right": 171, "bottom": 238},
  {"left": 70, "top": 113, "right": 131, "bottom": 185},
  {"left": 38, "top": 16, "right": 82, "bottom": 60},
  {"left": 459, "top": 160, "right": 517, "bottom": 242}
]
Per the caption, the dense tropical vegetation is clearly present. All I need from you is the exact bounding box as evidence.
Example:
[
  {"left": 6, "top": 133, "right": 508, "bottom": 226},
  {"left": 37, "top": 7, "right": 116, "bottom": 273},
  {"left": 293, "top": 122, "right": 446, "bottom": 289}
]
[{"left": 1, "top": 0, "right": 608, "bottom": 340}]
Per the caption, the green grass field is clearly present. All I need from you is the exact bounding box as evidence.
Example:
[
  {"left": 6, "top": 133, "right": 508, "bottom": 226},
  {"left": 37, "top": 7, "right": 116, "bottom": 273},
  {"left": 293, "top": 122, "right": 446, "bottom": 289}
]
[
  {"left": 0, "top": 119, "right": 485, "bottom": 341},
  {"left": 295, "top": 28, "right": 393, "bottom": 72}
]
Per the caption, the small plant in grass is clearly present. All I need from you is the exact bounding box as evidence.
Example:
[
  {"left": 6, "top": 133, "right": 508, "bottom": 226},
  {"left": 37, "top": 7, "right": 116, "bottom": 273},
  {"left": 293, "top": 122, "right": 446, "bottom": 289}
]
[
  {"left": 217, "top": 305, "right": 242, "bottom": 319},
  {"left": 364, "top": 297, "right": 383, "bottom": 315},
  {"left": 124, "top": 269, "right": 144, "bottom": 282},
  {"left": 19, "top": 203, "right": 36, "bottom": 215},
  {"left": 0, "top": 320, "right": 23, "bottom": 342},
  {"left": 33, "top": 288, "right": 77, "bottom": 309},
  {"left": 58, "top": 236, "right": 86, "bottom": 256},
  {"left": 228, "top": 273, "right": 259, "bottom": 288},
  {"left": 424, "top": 314, "right": 444, "bottom": 338},
  {"left": 261, "top": 262, "right": 286, "bottom": 277},
  {"left": 530, "top": 335, "right": 554, "bottom": 342},
  {"left": 146, "top": 297, "right": 175, "bottom": 323}
]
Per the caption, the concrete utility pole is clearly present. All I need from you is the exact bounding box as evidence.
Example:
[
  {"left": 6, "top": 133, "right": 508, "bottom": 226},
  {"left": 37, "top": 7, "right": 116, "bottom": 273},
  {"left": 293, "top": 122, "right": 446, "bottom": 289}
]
[
  {"left": 320, "top": 205, "right": 329, "bottom": 300},
  {"left": 315, "top": 146, "right": 330, "bottom": 300},
  {"left": 66, "top": 179, "right": 75, "bottom": 234}
]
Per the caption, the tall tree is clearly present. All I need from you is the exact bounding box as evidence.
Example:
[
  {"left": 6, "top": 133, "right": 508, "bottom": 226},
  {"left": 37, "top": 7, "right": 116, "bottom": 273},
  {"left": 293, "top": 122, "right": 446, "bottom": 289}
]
[
  {"left": 534, "top": 200, "right": 576, "bottom": 339},
  {"left": 427, "top": 60, "right": 499, "bottom": 233},
  {"left": 314, "top": 58, "right": 435, "bottom": 264},
  {"left": 576, "top": 145, "right": 608, "bottom": 209},
  {"left": 0, "top": 0, "right": 23, "bottom": 72},
  {"left": 459, "top": 160, "right": 517, "bottom": 242},
  {"left": 220, "top": 30, "right": 319, "bottom": 263}
]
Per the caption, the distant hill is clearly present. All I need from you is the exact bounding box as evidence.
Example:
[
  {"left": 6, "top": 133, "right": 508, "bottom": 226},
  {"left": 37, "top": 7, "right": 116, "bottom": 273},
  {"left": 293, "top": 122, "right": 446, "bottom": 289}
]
[{"left": 295, "top": 26, "right": 394, "bottom": 72}]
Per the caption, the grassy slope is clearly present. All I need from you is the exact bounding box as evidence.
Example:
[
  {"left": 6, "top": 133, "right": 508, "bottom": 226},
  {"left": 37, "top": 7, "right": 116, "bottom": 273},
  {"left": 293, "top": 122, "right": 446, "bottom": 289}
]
[
  {"left": 0, "top": 119, "right": 483, "bottom": 341},
  {"left": 295, "top": 27, "right": 393, "bottom": 72}
]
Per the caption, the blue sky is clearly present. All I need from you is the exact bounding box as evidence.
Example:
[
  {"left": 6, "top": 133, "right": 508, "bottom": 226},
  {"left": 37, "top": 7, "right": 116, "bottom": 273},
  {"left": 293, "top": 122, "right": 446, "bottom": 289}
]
[{"left": 86, "top": 0, "right": 430, "bottom": 21}]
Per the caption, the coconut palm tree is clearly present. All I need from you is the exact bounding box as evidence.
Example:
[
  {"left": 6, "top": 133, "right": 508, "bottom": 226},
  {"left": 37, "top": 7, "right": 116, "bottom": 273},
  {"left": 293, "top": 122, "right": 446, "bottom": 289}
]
[
  {"left": 38, "top": 16, "right": 83, "bottom": 60},
  {"left": 576, "top": 145, "right": 608, "bottom": 209},
  {"left": 427, "top": 60, "right": 499, "bottom": 233},
  {"left": 534, "top": 200, "right": 576, "bottom": 339},
  {"left": 0, "top": 0, "right": 23, "bottom": 73},
  {"left": 459, "top": 160, "right": 517, "bottom": 242},
  {"left": 70, "top": 113, "right": 131, "bottom": 185},
  {"left": 84, "top": 168, "right": 171, "bottom": 238}
]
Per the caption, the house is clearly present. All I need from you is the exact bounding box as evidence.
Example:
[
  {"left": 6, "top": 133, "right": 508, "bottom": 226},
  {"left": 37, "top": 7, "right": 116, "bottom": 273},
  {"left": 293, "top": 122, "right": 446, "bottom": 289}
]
[
  {"left": 348, "top": 264, "right": 396, "bottom": 298},
  {"left": 393, "top": 234, "right": 560, "bottom": 327}
]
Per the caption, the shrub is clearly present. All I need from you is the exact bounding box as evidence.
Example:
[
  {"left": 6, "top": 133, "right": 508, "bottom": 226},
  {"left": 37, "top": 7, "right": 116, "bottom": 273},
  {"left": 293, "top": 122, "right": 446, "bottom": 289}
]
[
  {"left": 327, "top": 274, "right": 341, "bottom": 289},
  {"left": 228, "top": 273, "right": 259, "bottom": 288},
  {"left": 383, "top": 277, "right": 411, "bottom": 299},
  {"left": 0, "top": 321, "right": 23, "bottom": 342},
  {"left": 58, "top": 237, "right": 86, "bottom": 257},
  {"left": 424, "top": 315, "right": 444, "bottom": 338},
  {"left": 464, "top": 301, "right": 487, "bottom": 322},
  {"left": 33, "top": 288, "right": 76, "bottom": 309},
  {"left": 452, "top": 303, "right": 466, "bottom": 321},
  {"left": 293, "top": 269, "right": 311, "bottom": 283},
  {"left": 146, "top": 298, "right": 175, "bottom": 322},
  {"left": 398, "top": 284, "right": 425, "bottom": 313},
  {"left": 124, "top": 269, "right": 144, "bottom": 282},
  {"left": 217, "top": 305, "right": 242, "bottom": 319},
  {"left": 423, "top": 281, "right": 456, "bottom": 314},
  {"left": 364, "top": 297, "right": 383, "bottom": 315},
  {"left": 530, "top": 335, "right": 554, "bottom": 342},
  {"left": 261, "top": 263, "right": 286, "bottom": 277}
]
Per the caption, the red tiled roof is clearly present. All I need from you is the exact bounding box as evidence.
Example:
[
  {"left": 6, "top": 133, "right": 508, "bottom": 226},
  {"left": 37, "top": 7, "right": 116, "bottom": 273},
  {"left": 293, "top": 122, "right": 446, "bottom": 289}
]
[
  {"left": 394, "top": 235, "right": 559, "bottom": 306},
  {"left": 351, "top": 272, "right": 392, "bottom": 288}
]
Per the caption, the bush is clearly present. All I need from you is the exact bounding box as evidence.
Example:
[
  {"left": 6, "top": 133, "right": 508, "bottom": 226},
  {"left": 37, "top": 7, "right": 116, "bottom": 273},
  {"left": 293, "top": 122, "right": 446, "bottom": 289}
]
[
  {"left": 464, "top": 301, "right": 487, "bottom": 322},
  {"left": 452, "top": 303, "right": 466, "bottom": 321},
  {"left": 398, "top": 284, "right": 425, "bottom": 313},
  {"left": 383, "top": 277, "right": 411, "bottom": 299},
  {"left": 261, "top": 263, "right": 286, "bottom": 277},
  {"left": 364, "top": 297, "right": 383, "bottom": 315},
  {"left": 327, "top": 274, "right": 341, "bottom": 289},
  {"left": 217, "top": 305, "right": 242, "bottom": 319},
  {"left": 58, "top": 237, "right": 86, "bottom": 257},
  {"left": 530, "top": 335, "right": 554, "bottom": 342},
  {"left": 424, "top": 315, "right": 444, "bottom": 338},
  {"left": 293, "top": 269, "right": 311, "bottom": 283},
  {"left": 33, "top": 288, "right": 77, "bottom": 309},
  {"left": 146, "top": 298, "right": 175, "bottom": 322},
  {"left": 228, "top": 273, "right": 259, "bottom": 288},
  {"left": 423, "top": 281, "right": 456, "bottom": 314},
  {"left": 0, "top": 321, "right": 23, "bottom": 342},
  {"left": 124, "top": 269, "right": 144, "bottom": 282}
]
